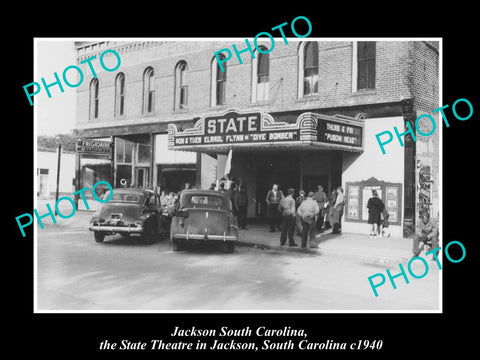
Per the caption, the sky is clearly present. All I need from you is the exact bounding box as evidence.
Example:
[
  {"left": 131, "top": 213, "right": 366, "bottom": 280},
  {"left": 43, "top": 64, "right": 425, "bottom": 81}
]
[{"left": 35, "top": 40, "right": 77, "bottom": 136}]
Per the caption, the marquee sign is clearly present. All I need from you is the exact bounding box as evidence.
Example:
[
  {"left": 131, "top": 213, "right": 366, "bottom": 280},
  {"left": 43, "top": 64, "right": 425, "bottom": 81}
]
[
  {"left": 168, "top": 109, "right": 364, "bottom": 152},
  {"left": 317, "top": 118, "right": 363, "bottom": 147}
]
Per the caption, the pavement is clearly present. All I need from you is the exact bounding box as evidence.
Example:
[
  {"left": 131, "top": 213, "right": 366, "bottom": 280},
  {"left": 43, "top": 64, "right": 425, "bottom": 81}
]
[
  {"left": 35, "top": 195, "right": 414, "bottom": 267},
  {"left": 235, "top": 223, "right": 413, "bottom": 265}
]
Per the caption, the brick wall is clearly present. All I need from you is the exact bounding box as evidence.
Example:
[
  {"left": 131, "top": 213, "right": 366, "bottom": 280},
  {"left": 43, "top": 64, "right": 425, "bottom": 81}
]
[
  {"left": 75, "top": 40, "right": 418, "bottom": 130},
  {"left": 410, "top": 41, "right": 440, "bottom": 220}
]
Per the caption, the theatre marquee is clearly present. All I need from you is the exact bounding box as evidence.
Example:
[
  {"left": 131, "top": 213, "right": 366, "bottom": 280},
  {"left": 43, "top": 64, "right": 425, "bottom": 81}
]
[{"left": 168, "top": 109, "right": 364, "bottom": 153}]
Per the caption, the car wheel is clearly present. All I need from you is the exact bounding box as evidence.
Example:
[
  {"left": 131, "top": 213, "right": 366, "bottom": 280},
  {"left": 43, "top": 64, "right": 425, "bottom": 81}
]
[
  {"left": 143, "top": 224, "right": 156, "bottom": 244},
  {"left": 94, "top": 231, "right": 105, "bottom": 243},
  {"left": 171, "top": 238, "right": 181, "bottom": 252},
  {"left": 223, "top": 241, "right": 235, "bottom": 254}
]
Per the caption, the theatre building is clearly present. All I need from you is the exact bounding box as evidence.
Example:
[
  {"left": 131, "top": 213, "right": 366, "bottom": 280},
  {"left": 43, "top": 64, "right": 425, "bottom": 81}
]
[{"left": 73, "top": 40, "right": 439, "bottom": 236}]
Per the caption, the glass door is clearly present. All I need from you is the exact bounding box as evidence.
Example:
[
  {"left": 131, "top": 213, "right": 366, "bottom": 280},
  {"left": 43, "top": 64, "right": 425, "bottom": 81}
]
[{"left": 135, "top": 167, "right": 149, "bottom": 188}]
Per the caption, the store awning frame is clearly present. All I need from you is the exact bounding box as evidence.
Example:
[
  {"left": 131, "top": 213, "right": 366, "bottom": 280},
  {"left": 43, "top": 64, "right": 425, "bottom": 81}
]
[{"left": 167, "top": 108, "right": 365, "bottom": 154}]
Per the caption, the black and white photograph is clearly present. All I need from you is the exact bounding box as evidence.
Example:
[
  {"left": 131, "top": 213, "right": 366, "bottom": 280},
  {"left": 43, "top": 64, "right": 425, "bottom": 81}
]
[
  {"left": 32, "top": 38, "right": 442, "bottom": 312},
  {"left": 9, "top": 8, "right": 477, "bottom": 358}
]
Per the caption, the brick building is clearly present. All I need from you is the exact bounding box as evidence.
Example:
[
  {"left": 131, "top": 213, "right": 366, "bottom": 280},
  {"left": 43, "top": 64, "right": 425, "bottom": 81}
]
[{"left": 73, "top": 39, "right": 440, "bottom": 236}]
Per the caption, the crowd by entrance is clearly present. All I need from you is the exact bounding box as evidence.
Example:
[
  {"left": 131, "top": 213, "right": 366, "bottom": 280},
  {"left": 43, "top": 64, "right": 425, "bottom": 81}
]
[
  {"left": 207, "top": 179, "right": 346, "bottom": 249},
  {"left": 266, "top": 184, "right": 345, "bottom": 249}
]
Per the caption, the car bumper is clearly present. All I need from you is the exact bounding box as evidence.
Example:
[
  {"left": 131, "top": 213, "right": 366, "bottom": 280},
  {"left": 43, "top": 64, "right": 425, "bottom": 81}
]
[
  {"left": 172, "top": 233, "right": 237, "bottom": 241},
  {"left": 88, "top": 224, "right": 144, "bottom": 233}
]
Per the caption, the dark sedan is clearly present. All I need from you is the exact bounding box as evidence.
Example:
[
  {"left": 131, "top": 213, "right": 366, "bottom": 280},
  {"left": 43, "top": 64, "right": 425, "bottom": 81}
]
[
  {"left": 88, "top": 188, "right": 169, "bottom": 243},
  {"left": 170, "top": 189, "right": 238, "bottom": 253}
]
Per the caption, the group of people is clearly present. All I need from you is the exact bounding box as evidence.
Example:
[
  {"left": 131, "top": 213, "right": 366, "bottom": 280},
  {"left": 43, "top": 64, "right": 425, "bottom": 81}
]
[
  {"left": 162, "top": 180, "right": 439, "bottom": 259},
  {"left": 267, "top": 184, "right": 346, "bottom": 249},
  {"left": 209, "top": 181, "right": 249, "bottom": 230},
  {"left": 159, "top": 190, "right": 179, "bottom": 208}
]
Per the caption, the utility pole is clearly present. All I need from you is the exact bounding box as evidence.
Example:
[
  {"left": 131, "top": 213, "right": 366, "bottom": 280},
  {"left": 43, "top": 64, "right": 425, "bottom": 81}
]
[{"left": 54, "top": 138, "right": 62, "bottom": 215}]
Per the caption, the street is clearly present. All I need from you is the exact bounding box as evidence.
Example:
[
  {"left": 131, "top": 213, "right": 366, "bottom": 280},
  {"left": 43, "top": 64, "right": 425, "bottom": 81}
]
[{"left": 36, "top": 215, "right": 440, "bottom": 311}]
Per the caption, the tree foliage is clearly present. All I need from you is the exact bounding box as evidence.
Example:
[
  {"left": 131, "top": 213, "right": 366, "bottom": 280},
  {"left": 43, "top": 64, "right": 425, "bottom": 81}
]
[{"left": 37, "top": 133, "right": 77, "bottom": 152}]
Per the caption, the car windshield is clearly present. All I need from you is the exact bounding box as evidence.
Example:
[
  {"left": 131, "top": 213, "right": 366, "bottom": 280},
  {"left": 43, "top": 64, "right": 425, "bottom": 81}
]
[
  {"left": 109, "top": 193, "right": 143, "bottom": 203},
  {"left": 185, "top": 195, "right": 225, "bottom": 208}
]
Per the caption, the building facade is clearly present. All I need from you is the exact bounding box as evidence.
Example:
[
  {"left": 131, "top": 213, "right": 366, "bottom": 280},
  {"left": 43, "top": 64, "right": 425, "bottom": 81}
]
[
  {"left": 37, "top": 149, "right": 76, "bottom": 198},
  {"left": 73, "top": 39, "right": 440, "bottom": 236}
]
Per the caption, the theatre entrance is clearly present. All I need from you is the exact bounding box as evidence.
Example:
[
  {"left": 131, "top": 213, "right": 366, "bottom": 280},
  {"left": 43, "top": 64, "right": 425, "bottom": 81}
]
[
  {"left": 255, "top": 152, "right": 300, "bottom": 216},
  {"left": 231, "top": 150, "right": 342, "bottom": 218}
]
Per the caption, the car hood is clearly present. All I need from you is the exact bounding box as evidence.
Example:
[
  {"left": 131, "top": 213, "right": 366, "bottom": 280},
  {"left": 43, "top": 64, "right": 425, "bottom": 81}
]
[{"left": 96, "top": 202, "right": 144, "bottom": 224}]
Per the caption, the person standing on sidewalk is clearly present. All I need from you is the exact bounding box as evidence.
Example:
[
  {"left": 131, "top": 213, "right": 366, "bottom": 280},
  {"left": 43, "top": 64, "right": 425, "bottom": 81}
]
[
  {"left": 326, "top": 188, "right": 336, "bottom": 230},
  {"left": 237, "top": 185, "right": 249, "bottom": 230},
  {"left": 295, "top": 189, "right": 306, "bottom": 237},
  {"left": 367, "top": 189, "right": 385, "bottom": 238},
  {"left": 297, "top": 191, "right": 320, "bottom": 248},
  {"left": 266, "top": 184, "right": 284, "bottom": 232},
  {"left": 313, "top": 185, "right": 327, "bottom": 231},
  {"left": 412, "top": 211, "right": 439, "bottom": 259},
  {"left": 331, "top": 187, "right": 345, "bottom": 234},
  {"left": 278, "top": 188, "right": 297, "bottom": 247},
  {"left": 227, "top": 182, "right": 239, "bottom": 225}
]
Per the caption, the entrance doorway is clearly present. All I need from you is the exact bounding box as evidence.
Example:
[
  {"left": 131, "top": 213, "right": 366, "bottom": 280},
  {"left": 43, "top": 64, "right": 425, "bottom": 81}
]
[
  {"left": 255, "top": 152, "right": 300, "bottom": 216},
  {"left": 135, "top": 167, "right": 150, "bottom": 188},
  {"left": 231, "top": 150, "right": 343, "bottom": 218},
  {"left": 302, "top": 175, "right": 329, "bottom": 194}
]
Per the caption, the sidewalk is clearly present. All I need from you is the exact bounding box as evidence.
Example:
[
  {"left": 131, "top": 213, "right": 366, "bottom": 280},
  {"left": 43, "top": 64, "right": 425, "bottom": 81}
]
[{"left": 236, "top": 223, "right": 413, "bottom": 265}]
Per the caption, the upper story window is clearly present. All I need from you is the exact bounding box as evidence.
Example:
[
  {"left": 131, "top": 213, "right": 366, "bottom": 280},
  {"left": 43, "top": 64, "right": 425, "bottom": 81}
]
[
  {"left": 303, "top": 42, "right": 318, "bottom": 96},
  {"left": 298, "top": 42, "right": 318, "bottom": 98},
  {"left": 89, "top": 78, "right": 99, "bottom": 120},
  {"left": 175, "top": 61, "right": 188, "bottom": 110},
  {"left": 211, "top": 54, "right": 227, "bottom": 106},
  {"left": 115, "top": 73, "right": 126, "bottom": 117},
  {"left": 252, "top": 48, "right": 270, "bottom": 102},
  {"left": 143, "top": 67, "right": 155, "bottom": 114},
  {"left": 356, "top": 41, "right": 376, "bottom": 90}
]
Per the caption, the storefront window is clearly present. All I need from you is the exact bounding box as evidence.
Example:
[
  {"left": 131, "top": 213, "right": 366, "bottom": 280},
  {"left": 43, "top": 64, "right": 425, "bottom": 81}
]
[
  {"left": 125, "top": 141, "right": 133, "bottom": 163},
  {"left": 137, "top": 143, "right": 150, "bottom": 164},
  {"left": 80, "top": 156, "right": 111, "bottom": 198},
  {"left": 116, "top": 138, "right": 134, "bottom": 164}
]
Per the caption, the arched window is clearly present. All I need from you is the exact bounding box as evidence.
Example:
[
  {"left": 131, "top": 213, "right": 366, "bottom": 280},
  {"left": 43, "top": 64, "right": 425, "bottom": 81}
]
[
  {"left": 115, "top": 73, "right": 125, "bottom": 117},
  {"left": 298, "top": 42, "right": 318, "bottom": 98},
  {"left": 303, "top": 42, "right": 318, "bottom": 96},
  {"left": 211, "top": 54, "right": 227, "bottom": 106},
  {"left": 143, "top": 67, "right": 155, "bottom": 114},
  {"left": 175, "top": 61, "right": 188, "bottom": 109},
  {"left": 252, "top": 48, "right": 270, "bottom": 102},
  {"left": 89, "top": 78, "right": 99, "bottom": 120}
]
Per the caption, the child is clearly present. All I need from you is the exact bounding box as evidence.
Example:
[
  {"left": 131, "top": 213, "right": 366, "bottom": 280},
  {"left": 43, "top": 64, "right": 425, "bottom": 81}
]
[{"left": 380, "top": 208, "right": 390, "bottom": 237}]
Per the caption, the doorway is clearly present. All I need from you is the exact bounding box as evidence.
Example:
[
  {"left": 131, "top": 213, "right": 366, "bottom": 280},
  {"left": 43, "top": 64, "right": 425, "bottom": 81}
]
[
  {"left": 255, "top": 152, "right": 300, "bottom": 216},
  {"left": 135, "top": 167, "right": 150, "bottom": 188}
]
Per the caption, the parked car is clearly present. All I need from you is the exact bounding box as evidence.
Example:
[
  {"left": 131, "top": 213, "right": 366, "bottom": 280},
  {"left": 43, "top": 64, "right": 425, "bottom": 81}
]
[
  {"left": 88, "top": 188, "right": 169, "bottom": 243},
  {"left": 170, "top": 189, "right": 238, "bottom": 253}
]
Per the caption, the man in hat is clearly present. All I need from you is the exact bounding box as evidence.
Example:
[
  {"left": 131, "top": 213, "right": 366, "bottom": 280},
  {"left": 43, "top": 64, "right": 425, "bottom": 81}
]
[
  {"left": 278, "top": 188, "right": 297, "bottom": 247},
  {"left": 412, "top": 210, "right": 439, "bottom": 259},
  {"left": 313, "top": 185, "right": 327, "bottom": 230},
  {"left": 297, "top": 191, "right": 320, "bottom": 248}
]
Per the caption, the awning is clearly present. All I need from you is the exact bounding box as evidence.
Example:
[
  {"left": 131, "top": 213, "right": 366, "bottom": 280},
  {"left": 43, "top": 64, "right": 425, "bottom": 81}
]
[{"left": 167, "top": 109, "right": 365, "bottom": 154}]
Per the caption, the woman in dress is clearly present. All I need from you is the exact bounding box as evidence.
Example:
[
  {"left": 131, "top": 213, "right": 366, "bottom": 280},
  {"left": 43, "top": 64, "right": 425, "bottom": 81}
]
[{"left": 367, "top": 189, "right": 385, "bottom": 238}]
